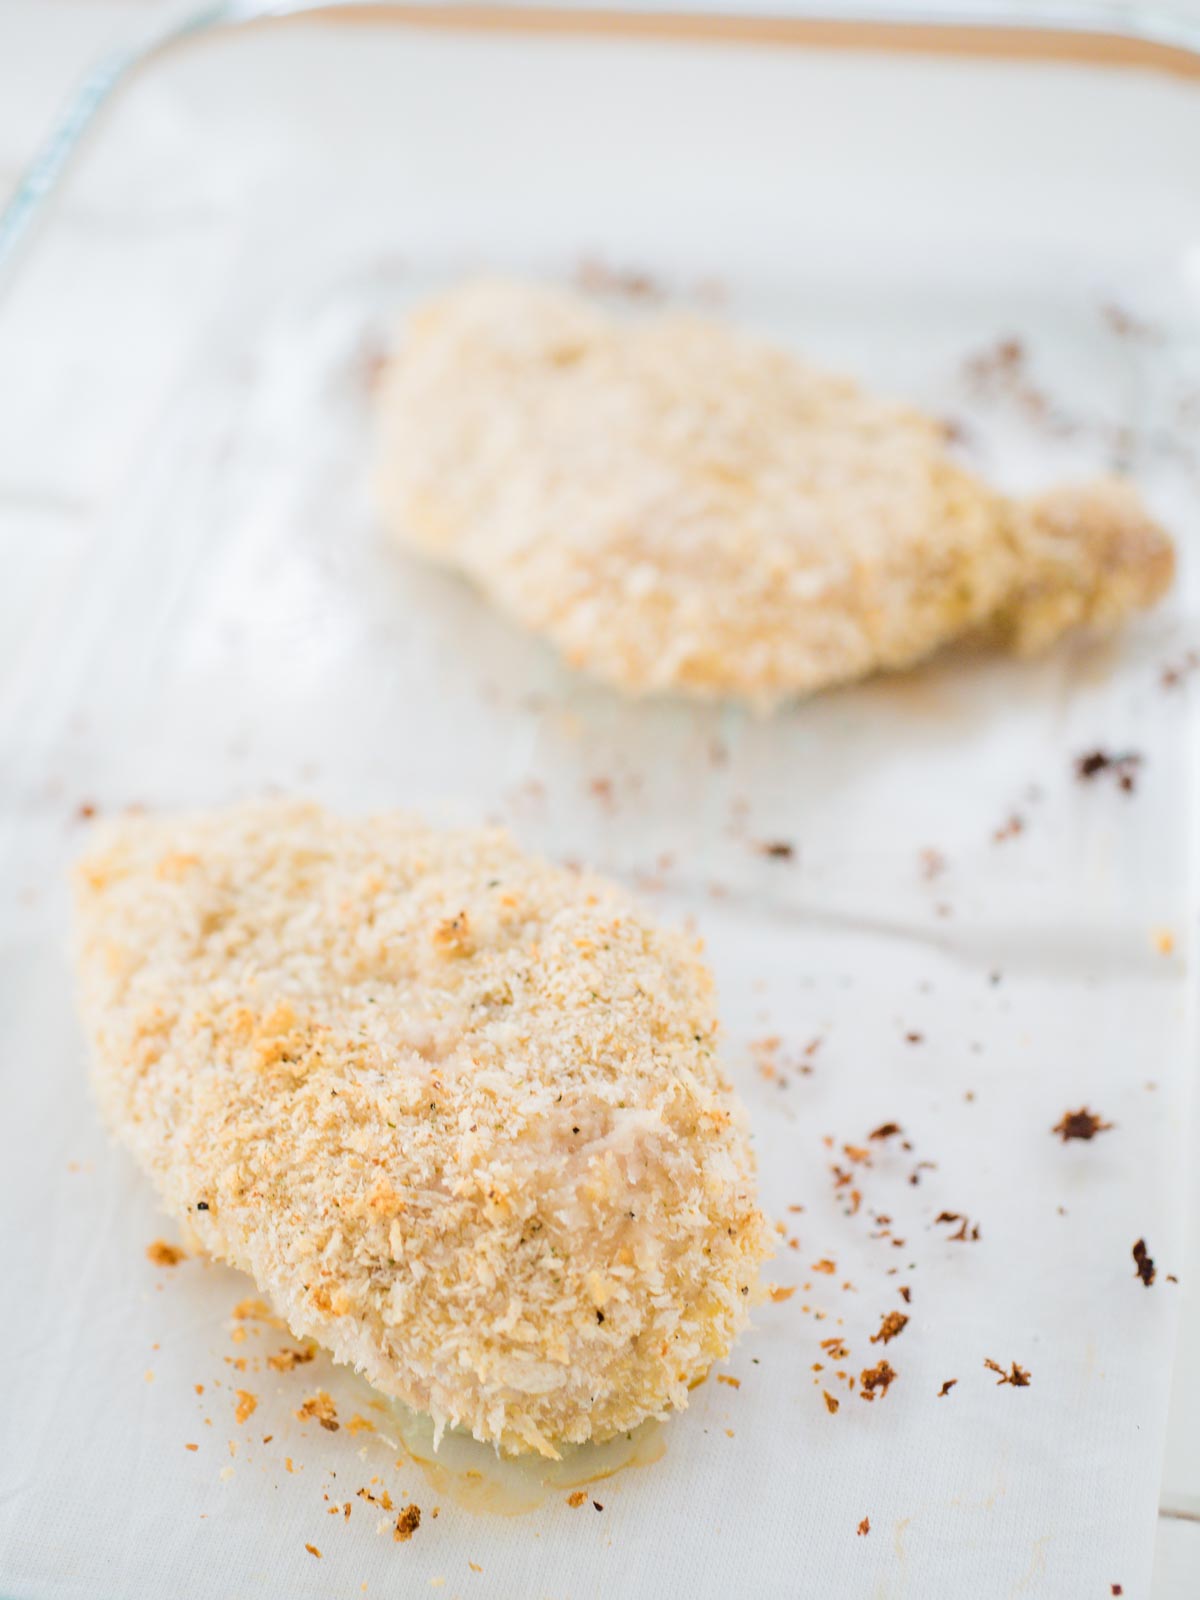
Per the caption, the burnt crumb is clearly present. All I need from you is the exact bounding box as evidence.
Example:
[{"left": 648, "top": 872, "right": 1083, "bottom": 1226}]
[
  {"left": 1074, "top": 749, "right": 1143, "bottom": 793},
  {"left": 592, "top": 1500, "right": 604, "bottom": 1512},
  {"left": 757, "top": 840, "right": 796, "bottom": 861},
  {"left": 195, "top": 1200, "right": 209, "bottom": 1211},
  {"left": 937, "top": 1379, "right": 957, "bottom": 1397},
  {"left": 1161, "top": 650, "right": 1199, "bottom": 689},
  {"left": 870, "top": 1311, "right": 909, "bottom": 1346},
  {"left": 857, "top": 1516, "right": 870, "bottom": 1536},
  {"left": 595, "top": 1310, "right": 605, "bottom": 1323},
  {"left": 859, "top": 1361, "right": 897, "bottom": 1401},
  {"left": 1133, "top": 1238, "right": 1156, "bottom": 1287},
  {"left": 984, "top": 1358, "right": 1031, "bottom": 1387},
  {"left": 869, "top": 1122, "right": 902, "bottom": 1141},
  {"left": 1111, "top": 1586, "right": 1123, "bottom": 1596},
  {"left": 393, "top": 1505, "right": 421, "bottom": 1542},
  {"left": 1052, "top": 1107, "right": 1113, "bottom": 1142}
]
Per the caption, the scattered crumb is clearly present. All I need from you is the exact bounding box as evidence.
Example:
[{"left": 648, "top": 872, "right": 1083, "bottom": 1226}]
[
  {"left": 812, "top": 1259, "right": 836, "bottom": 1275},
  {"left": 992, "top": 813, "right": 1024, "bottom": 843},
  {"left": 394, "top": 1506, "right": 421, "bottom": 1542},
  {"left": 1074, "top": 749, "right": 1143, "bottom": 793},
  {"left": 1133, "top": 1238, "right": 1156, "bottom": 1287},
  {"left": 919, "top": 849, "right": 946, "bottom": 881},
  {"left": 1052, "top": 1107, "right": 1113, "bottom": 1142},
  {"left": 233, "top": 1390, "right": 257, "bottom": 1425},
  {"left": 937, "top": 1380, "right": 957, "bottom": 1398},
  {"left": 768, "top": 1284, "right": 796, "bottom": 1303},
  {"left": 1161, "top": 651, "right": 1199, "bottom": 690},
  {"left": 904, "top": 1032, "right": 923, "bottom": 1045},
  {"left": 857, "top": 1517, "right": 870, "bottom": 1536},
  {"left": 757, "top": 840, "right": 795, "bottom": 860},
  {"left": 870, "top": 1312, "right": 908, "bottom": 1346},
  {"left": 984, "top": 1358, "right": 1031, "bottom": 1387},
  {"left": 1154, "top": 929, "right": 1175, "bottom": 955},
  {"left": 859, "top": 1361, "right": 897, "bottom": 1401},
  {"left": 869, "top": 1122, "right": 902, "bottom": 1141},
  {"left": 305, "top": 1544, "right": 322, "bottom": 1559},
  {"left": 268, "top": 1346, "right": 316, "bottom": 1372},
  {"left": 566, "top": 1491, "right": 587, "bottom": 1508},
  {"left": 185, "top": 1442, "right": 199, "bottom": 1451},
  {"left": 296, "top": 1391, "right": 340, "bottom": 1431},
  {"left": 823, "top": 1391, "right": 840, "bottom": 1415},
  {"left": 717, "top": 1374, "right": 741, "bottom": 1389},
  {"left": 573, "top": 256, "right": 662, "bottom": 301},
  {"left": 145, "top": 1239, "right": 186, "bottom": 1267},
  {"left": 469, "top": 1562, "right": 483, "bottom": 1573}
]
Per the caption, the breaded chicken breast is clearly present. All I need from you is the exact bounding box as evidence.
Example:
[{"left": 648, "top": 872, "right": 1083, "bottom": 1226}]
[
  {"left": 375, "top": 280, "right": 1173, "bottom": 706},
  {"left": 73, "top": 803, "right": 768, "bottom": 1456}
]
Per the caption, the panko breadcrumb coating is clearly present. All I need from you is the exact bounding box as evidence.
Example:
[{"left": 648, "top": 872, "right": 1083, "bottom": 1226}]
[
  {"left": 73, "top": 803, "right": 768, "bottom": 1456},
  {"left": 375, "top": 280, "right": 1173, "bottom": 705}
]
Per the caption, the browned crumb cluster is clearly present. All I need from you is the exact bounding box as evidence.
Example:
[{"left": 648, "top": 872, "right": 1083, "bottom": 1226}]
[
  {"left": 296, "top": 1392, "right": 340, "bottom": 1433},
  {"left": 393, "top": 1506, "right": 421, "bottom": 1542},
  {"left": 1052, "top": 1108, "right": 1113, "bottom": 1143},
  {"left": 859, "top": 1361, "right": 897, "bottom": 1402}
]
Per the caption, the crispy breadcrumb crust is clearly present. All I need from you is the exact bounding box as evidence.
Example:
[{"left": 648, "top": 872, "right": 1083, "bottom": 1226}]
[
  {"left": 375, "top": 280, "right": 1173, "bottom": 706},
  {"left": 73, "top": 803, "right": 768, "bottom": 1455}
]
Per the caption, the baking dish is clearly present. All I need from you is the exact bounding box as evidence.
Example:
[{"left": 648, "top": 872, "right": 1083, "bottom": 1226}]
[{"left": 0, "top": 6, "right": 1198, "bottom": 1595}]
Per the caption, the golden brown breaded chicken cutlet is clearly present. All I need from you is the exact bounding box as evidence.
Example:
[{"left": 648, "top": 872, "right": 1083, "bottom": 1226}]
[
  {"left": 375, "top": 280, "right": 1173, "bottom": 706},
  {"left": 74, "top": 802, "right": 769, "bottom": 1456}
]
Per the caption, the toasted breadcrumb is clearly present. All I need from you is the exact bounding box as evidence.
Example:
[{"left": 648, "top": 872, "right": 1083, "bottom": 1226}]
[
  {"left": 375, "top": 281, "right": 1173, "bottom": 706},
  {"left": 74, "top": 802, "right": 768, "bottom": 1455},
  {"left": 394, "top": 1506, "right": 421, "bottom": 1542},
  {"left": 146, "top": 1239, "right": 186, "bottom": 1267}
]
